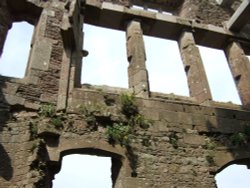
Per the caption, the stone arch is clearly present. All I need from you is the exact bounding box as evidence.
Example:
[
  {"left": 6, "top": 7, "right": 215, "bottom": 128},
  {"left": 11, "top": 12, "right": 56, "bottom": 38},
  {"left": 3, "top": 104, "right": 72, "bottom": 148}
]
[
  {"left": 46, "top": 139, "right": 130, "bottom": 188},
  {"left": 213, "top": 149, "right": 250, "bottom": 174},
  {"left": 214, "top": 157, "right": 250, "bottom": 188},
  {"left": 58, "top": 148, "right": 123, "bottom": 186},
  {"left": 216, "top": 158, "right": 250, "bottom": 174}
]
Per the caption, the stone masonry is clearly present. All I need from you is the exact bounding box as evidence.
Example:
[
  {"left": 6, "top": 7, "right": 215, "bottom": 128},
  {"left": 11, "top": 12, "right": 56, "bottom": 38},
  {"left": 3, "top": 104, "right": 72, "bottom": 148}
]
[{"left": 1, "top": 0, "right": 250, "bottom": 187}]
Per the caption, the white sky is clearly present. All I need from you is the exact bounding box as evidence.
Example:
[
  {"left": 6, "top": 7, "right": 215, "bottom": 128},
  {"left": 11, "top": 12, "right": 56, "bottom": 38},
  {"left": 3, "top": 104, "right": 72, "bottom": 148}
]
[
  {"left": 53, "top": 155, "right": 112, "bottom": 188},
  {"left": 0, "top": 22, "right": 250, "bottom": 188}
]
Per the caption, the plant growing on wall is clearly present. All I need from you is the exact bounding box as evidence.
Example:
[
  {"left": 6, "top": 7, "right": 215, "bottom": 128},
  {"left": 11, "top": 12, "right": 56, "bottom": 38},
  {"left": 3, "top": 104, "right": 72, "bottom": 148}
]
[
  {"left": 80, "top": 103, "right": 107, "bottom": 130},
  {"left": 230, "top": 125, "right": 250, "bottom": 146},
  {"left": 106, "top": 92, "right": 152, "bottom": 146},
  {"left": 39, "top": 103, "right": 64, "bottom": 130},
  {"left": 169, "top": 132, "right": 178, "bottom": 149},
  {"left": 39, "top": 103, "right": 56, "bottom": 117},
  {"left": 120, "top": 92, "right": 138, "bottom": 118},
  {"left": 106, "top": 123, "right": 133, "bottom": 146}
]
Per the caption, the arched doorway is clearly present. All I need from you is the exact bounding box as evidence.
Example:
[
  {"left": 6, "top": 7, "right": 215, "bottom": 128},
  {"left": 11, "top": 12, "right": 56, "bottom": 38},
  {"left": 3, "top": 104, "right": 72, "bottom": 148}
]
[
  {"left": 53, "top": 154, "right": 112, "bottom": 188},
  {"left": 51, "top": 148, "right": 123, "bottom": 188},
  {"left": 215, "top": 159, "right": 250, "bottom": 188}
]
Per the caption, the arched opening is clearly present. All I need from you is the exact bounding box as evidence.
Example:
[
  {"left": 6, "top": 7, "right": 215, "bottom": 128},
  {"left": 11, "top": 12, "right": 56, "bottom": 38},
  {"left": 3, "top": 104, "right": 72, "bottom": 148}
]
[
  {"left": 198, "top": 46, "right": 241, "bottom": 104},
  {"left": 145, "top": 36, "right": 189, "bottom": 96},
  {"left": 52, "top": 148, "right": 123, "bottom": 188},
  {"left": 0, "top": 21, "right": 34, "bottom": 78},
  {"left": 215, "top": 164, "right": 250, "bottom": 188},
  {"left": 53, "top": 154, "right": 112, "bottom": 188},
  {"left": 215, "top": 159, "right": 250, "bottom": 188},
  {"left": 82, "top": 24, "right": 128, "bottom": 88}
]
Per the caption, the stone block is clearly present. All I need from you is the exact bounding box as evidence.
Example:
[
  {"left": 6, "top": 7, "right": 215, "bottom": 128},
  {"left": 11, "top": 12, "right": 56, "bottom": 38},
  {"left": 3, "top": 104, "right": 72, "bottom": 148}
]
[
  {"left": 29, "top": 39, "right": 52, "bottom": 71},
  {"left": 183, "top": 134, "right": 205, "bottom": 146},
  {"left": 4, "top": 94, "right": 25, "bottom": 105}
]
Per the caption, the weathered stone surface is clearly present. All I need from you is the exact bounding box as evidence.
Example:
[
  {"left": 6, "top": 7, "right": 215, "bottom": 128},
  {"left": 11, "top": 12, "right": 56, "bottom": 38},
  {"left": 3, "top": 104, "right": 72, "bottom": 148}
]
[
  {"left": 179, "top": 31, "right": 212, "bottom": 103},
  {"left": 126, "top": 20, "right": 149, "bottom": 97},
  {"left": 225, "top": 42, "right": 250, "bottom": 108},
  {"left": 1, "top": 0, "right": 250, "bottom": 188}
]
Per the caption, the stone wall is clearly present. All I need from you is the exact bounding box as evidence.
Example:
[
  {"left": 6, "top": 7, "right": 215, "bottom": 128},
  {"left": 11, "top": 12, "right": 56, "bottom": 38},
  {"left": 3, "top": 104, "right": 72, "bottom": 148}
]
[{"left": 1, "top": 0, "right": 250, "bottom": 187}]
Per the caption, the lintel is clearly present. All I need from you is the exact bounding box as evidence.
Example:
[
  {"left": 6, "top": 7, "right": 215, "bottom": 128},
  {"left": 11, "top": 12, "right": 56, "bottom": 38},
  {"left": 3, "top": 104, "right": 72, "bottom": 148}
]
[{"left": 83, "top": 0, "right": 250, "bottom": 55}]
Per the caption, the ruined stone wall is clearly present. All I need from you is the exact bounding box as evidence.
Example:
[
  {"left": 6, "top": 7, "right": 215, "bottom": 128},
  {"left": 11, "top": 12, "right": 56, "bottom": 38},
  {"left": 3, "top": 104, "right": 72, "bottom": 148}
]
[
  {"left": 177, "top": 0, "right": 242, "bottom": 26},
  {"left": 1, "top": 0, "right": 250, "bottom": 187}
]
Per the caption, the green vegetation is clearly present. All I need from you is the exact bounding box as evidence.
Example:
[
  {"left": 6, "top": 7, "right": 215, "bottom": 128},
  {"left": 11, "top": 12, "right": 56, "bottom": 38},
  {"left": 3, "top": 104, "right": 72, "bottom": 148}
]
[
  {"left": 169, "top": 132, "right": 178, "bottom": 149},
  {"left": 203, "top": 138, "right": 216, "bottom": 150},
  {"left": 230, "top": 126, "right": 250, "bottom": 146},
  {"left": 50, "top": 116, "right": 63, "bottom": 129},
  {"left": 39, "top": 103, "right": 64, "bottom": 130},
  {"left": 105, "top": 92, "right": 152, "bottom": 147},
  {"left": 39, "top": 103, "right": 56, "bottom": 117},
  {"left": 230, "top": 132, "right": 248, "bottom": 146},
  {"left": 134, "top": 114, "right": 152, "bottom": 129},
  {"left": 205, "top": 154, "right": 215, "bottom": 166},
  {"left": 120, "top": 93, "right": 138, "bottom": 118},
  {"left": 29, "top": 121, "right": 38, "bottom": 140},
  {"left": 80, "top": 103, "right": 106, "bottom": 130},
  {"left": 106, "top": 123, "right": 132, "bottom": 146}
]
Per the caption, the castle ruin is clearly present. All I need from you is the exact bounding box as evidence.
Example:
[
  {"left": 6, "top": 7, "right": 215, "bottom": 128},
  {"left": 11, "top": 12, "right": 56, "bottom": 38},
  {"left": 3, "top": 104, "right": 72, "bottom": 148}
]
[{"left": 1, "top": 0, "right": 250, "bottom": 187}]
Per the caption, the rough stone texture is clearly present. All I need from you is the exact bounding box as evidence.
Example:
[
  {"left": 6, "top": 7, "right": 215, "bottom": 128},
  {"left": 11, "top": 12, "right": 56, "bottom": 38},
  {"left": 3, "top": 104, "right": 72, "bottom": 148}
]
[
  {"left": 126, "top": 21, "right": 150, "bottom": 97},
  {"left": 178, "top": 31, "right": 212, "bottom": 103},
  {"left": 1, "top": 0, "right": 250, "bottom": 188},
  {"left": 177, "top": 0, "right": 241, "bottom": 26},
  {"left": 225, "top": 42, "right": 250, "bottom": 109},
  {"left": 0, "top": 0, "right": 12, "bottom": 56}
]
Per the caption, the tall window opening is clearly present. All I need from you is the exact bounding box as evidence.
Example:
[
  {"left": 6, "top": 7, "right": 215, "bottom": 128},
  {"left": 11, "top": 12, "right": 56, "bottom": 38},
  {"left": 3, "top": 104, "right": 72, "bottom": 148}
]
[
  {"left": 144, "top": 36, "right": 189, "bottom": 96},
  {"left": 198, "top": 46, "right": 241, "bottom": 104},
  {"left": 215, "top": 164, "right": 250, "bottom": 188},
  {"left": 0, "top": 21, "right": 34, "bottom": 78},
  {"left": 82, "top": 24, "right": 127, "bottom": 88},
  {"left": 53, "top": 154, "right": 112, "bottom": 188}
]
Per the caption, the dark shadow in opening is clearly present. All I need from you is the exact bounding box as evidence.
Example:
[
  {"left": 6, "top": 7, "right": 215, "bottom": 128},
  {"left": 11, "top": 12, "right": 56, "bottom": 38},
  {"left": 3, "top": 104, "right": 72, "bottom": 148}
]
[{"left": 0, "top": 144, "right": 13, "bottom": 181}]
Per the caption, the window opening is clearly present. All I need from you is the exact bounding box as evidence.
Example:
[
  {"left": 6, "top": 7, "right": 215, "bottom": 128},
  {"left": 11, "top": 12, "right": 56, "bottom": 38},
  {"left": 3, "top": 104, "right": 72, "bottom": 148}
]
[
  {"left": 147, "top": 8, "right": 159, "bottom": 13},
  {"left": 215, "top": 164, "right": 250, "bottom": 188},
  {"left": 198, "top": 46, "right": 241, "bottom": 104},
  {"left": 53, "top": 154, "right": 112, "bottom": 188},
  {"left": 82, "top": 24, "right": 128, "bottom": 88},
  {"left": 131, "top": 5, "right": 145, "bottom": 10},
  {"left": 0, "top": 21, "right": 34, "bottom": 78},
  {"left": 162, "top": 11, "right": 173, "bottom": 15},
  {"left": 131, "top": 5, "right": 172, "bottom": 15},
  {"left": 144, "top": 35, "right": 189, "bottom": 96}
]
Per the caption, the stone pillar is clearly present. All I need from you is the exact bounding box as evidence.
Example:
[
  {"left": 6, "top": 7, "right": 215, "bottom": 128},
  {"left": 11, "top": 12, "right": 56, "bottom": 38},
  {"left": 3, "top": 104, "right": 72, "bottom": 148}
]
[
  {"left": 225, "top": 42, "right": 250, "bottom": 108},
  {"left": 0, "top": 0, "right": 12, "bottom": 56},
  {"left": 178, "top": 31, "right": 212, "bottom": 103},
  {"left": 126, "top": 20, "right": 149, "bottom": 97}
]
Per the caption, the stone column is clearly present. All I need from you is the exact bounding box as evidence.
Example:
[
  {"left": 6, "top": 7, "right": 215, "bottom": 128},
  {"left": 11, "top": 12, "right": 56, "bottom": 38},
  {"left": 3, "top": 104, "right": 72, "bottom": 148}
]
[
  {"left": 178, "top": 31, "right": 212, "bottom": 103},
  {"left": 225, "top": 42, "right": 250, "bottom": 108},
  {"left": 0, "top": 0, "right": 12, "bottom": 56},
  {"left": 126, "top": 20, "right": 149, "bottom": 97}
]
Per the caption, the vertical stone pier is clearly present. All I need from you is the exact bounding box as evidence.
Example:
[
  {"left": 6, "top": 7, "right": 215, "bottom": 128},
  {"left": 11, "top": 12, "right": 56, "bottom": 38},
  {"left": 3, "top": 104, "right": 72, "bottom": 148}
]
[
  {"left": 178, "top": 31, "right": 212, "bottom": 103},
  {"left": 126, "top": 20, "right": 149, "bottom": 97},
  {"left": 0, "top": 0, "right": 11, "bottom": 56},
  {"left": 225, "top": 42, "right": 250, "bottom": 108}
]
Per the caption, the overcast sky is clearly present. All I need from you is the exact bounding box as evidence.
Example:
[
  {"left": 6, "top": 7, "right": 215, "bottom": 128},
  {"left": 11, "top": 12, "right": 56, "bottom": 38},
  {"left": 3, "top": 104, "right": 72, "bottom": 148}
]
[{"left": 0, "top": 21, "right": 250, "bottom": 188}]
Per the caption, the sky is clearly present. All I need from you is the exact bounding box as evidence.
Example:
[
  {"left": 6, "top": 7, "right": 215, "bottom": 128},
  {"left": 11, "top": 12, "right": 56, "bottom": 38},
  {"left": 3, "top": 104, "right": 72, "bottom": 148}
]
[{"left": 0, "top": 21, "right": 250, "bottom": 188}]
